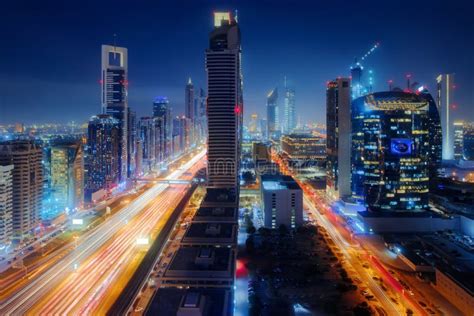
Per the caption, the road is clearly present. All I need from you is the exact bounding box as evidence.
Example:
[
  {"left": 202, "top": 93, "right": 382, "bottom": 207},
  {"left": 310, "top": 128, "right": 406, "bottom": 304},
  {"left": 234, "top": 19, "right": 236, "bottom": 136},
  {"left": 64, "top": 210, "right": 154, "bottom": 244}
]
[{"left": 0, "top": 150, "right": 206, "bottom": 315}]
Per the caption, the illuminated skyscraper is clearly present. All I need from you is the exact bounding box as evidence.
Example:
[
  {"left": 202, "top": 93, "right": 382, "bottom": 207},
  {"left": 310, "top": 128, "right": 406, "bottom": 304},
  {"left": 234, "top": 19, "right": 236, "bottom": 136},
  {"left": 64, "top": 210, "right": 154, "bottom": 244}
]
[
  {"left": 185, "top": 78, "right": 194, "bottom": 121},
  {"left": 138, "top": 117, "right": 156, "bottom": 173},
  {"left": 326, "top": 78, "right": 351, "bottom": 200},
  {"left": 266, "top": 88, "right": 279, "bottom": 139},
  {"left": 282, "top": 78, "right": 296, "bottom": 134},
  {"left": 50, "top": 141, "right": 84, "bottom": 211},
  {"left": 249, "top": 113, "right": 258, "bottom": 133},
  {"left": 101, "top": 44, "right": 128, "bottom": 181},
  {"left": 0, "top": 165, "right": 13, "bottom": 246},
  {"left": 206, "top": 11, "right": 243, "bottom": 188},
  {"left": 153, "top": 97, "right": 172, "bottom": 163},
  {"left": 85, "top": 114, "right": 120, "bottom": 200},
  {"left": 463, "top": 122, "right": 474, "bottom": 161},
  {"left": 453, "top": 121, "right": 464, "bottom": 160},
  {"left": 351, "top": 91, "right": 431, "bottom": 212},
  {"left": 127, "top": 110, "right": 137, "bottom": 178},
  {"left": 436, "top": 74, "right": 455, "bottom": 160},
  {"left": 0, "top": 140, "right": 43, "bottom": 239}
]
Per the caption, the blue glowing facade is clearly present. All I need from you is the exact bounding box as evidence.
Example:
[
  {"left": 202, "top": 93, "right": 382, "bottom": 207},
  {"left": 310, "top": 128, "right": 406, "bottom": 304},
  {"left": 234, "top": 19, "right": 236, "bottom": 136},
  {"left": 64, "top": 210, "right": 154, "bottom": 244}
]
[{"left": 351, "top": 91, "right": 432, "bottom": 212}]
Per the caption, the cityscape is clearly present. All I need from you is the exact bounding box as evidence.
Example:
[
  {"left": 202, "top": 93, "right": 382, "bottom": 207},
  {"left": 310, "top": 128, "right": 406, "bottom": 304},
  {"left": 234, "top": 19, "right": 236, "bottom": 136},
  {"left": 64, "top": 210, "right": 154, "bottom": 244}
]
[{"left": 1, "top": 1, "right": 473, "bottom": 316}]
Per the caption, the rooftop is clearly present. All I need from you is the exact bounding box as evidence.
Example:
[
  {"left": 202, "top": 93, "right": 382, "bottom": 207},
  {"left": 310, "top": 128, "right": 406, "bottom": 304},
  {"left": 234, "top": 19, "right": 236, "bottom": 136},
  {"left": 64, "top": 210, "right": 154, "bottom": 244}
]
[
  {"left": 261, "top": 174, "right": 301, "bottom": 191},
  {"left": 194, "top": 206, "right": 238, "bottom": 222},
  {"left": 202, "top": 187, "right": 238, "bottom": 207},
  {"left": 182, "top": 223, "right": 237, "bottom": 245}
]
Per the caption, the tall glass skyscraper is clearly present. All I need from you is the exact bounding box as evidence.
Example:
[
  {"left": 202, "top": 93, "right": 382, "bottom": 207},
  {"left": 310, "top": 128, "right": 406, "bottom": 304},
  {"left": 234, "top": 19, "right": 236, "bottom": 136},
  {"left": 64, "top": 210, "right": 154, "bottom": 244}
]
[
  {"left": 206, "top": 11, "right": 243, "bottom": 188},
  {"left": 436, "top": 74, "right": 455, "bottom": 160},
  {"left": 266, "top": 88, "right": 278, "bottom": 140},
  {"left": 351, "top": 91, "right": 431, "bottom": 212},
  {"left": 326, "top": 78, "right": 351, "bottom": 200},
  {"left": 282, "top": 79, "right": 296, "bottom": 134},
  {"left": 153, "top": 97, "right": 172, "bottom": 163},
  {"left": 101, "top": 45, "right": 128, "bottom": 181}
]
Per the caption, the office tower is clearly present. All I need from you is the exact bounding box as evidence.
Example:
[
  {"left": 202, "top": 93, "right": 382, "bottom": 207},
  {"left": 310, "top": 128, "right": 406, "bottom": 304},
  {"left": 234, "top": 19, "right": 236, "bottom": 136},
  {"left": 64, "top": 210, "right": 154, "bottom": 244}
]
[
  {"left": 351, "top": 91, "right": 431, "bottom": 212},
  {"left": 282, "top": 79, "right": 296, "bottom": 134},
  {"left": 351, "top": 64, "right": 364, "bottom": 99},
  {"left": 0, "top": 165, "right": 13, "bottom": 246},
  {"left": 172, "top": 116, "right": 184, "bottom": 155},
  {"left": 280, "top": 134, "right": 326, "bottom": 163},
  {"left": 266, "top": 88, "right": 278, "bottom": 140},
  {"left": 185, "top": 78, "right": 195, "bottom": 121},
  {"left": 194, "top": 88, "right": 207, "bottom": 145},
  {"left": 260, "top": 173, "right": 303, "bottom": 229},
  {"left": 85, "top": 114, "right": 120, "bottom": 200},
  {"left": 127, "top": 110, "right": 137, "bottom": 178},
  {"left": 0, "top": 140, "right": 43, "bottom": 239},
  {"left": 259, "top": 118, "right": 268, "bottom": 140},
  {"left": 153, "top": 97, "right": 172, "bottom": 163},
  {"left": 101, "top": 44, "right": 128, "bottom": 181},
  {"left": 206, "top": 11, "right": 243, "bottom": 188},
  {"left": 464, "top": 122, "right": 474, "bottom": 161},
  {"left": 436, "top": 74, "right": 455, "bottom": 160},
  {"left": 453, "top": 121, "right": 464, "bottom": 160},
  {"left": 138, "top": 117, "right": 156, "bottom": 173},
  {"left": 50, "top": 141, "right": 84, "bottom": 212},
  {"left": 249, "top": 113, "right": 258, "bottom": 133},
  {"left": 326, "top": 78, "right": 351, "bottom": 200},
  {"left": 135, "top": 139, "right": 143, "bottom": 177}
]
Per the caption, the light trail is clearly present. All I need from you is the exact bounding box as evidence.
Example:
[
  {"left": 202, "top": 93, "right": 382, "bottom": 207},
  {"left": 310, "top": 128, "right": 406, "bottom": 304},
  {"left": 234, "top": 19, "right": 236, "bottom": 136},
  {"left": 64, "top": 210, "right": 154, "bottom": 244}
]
[{"left": 0, "top": 150, "right": 206, "bottom": 315}]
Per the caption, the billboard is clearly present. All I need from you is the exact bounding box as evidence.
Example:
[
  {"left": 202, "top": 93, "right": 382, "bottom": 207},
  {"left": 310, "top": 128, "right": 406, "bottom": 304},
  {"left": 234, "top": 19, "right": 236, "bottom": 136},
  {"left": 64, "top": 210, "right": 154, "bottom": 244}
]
[{"left": 391, "top": 138, "right": 413, "bottom": 155}]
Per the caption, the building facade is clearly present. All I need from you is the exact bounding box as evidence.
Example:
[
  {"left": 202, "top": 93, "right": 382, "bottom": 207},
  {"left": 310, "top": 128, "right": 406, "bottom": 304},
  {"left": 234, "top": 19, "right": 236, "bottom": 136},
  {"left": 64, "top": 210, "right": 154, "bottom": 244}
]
[
  {"left": 206, "top": 12, "right": 243, "bottom": 188},
  {"left": 0, "top": 140, "right": 43, "bottom": 239},
  {"left": 153, "top": 97, "right": 172, "bottom": 163},
  {"left": 0, "top": 165, "right": 13, "bottom": 246},
  {"left": 454, "top": 121, "right": 464, "bottom": 160},
  {"left": 436, "top": 74, "right": 455, "bottom": 160},
  {"left": 464, "top": 122, "right": 474, "bottom": 161},
  {"left": 282, "top": 81, "right": 296, "bottom": 134},
  {"left": 280, "top": 134, "right": 326, "bottom": 162},
  {"left": 101, "top": 45, "right": 128, "bottom": 181},
  {"left": 138, "top": 117, "right": 156, "bottom": 173},
  {"left": 351, "top": 91, "right": 431, "bottom": 212},
  {"left": 266, "top": 88, "right": 279, "bottom": 140},
  {"left": 326, "top": 78, "right": 351, "bottom": 200}
]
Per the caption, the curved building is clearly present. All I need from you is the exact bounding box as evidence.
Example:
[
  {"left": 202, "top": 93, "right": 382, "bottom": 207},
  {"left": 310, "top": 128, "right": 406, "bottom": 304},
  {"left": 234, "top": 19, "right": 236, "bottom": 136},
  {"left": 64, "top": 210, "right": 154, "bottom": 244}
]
[{"left": 351, "top": 91, "right": 433, "bottom": 212}]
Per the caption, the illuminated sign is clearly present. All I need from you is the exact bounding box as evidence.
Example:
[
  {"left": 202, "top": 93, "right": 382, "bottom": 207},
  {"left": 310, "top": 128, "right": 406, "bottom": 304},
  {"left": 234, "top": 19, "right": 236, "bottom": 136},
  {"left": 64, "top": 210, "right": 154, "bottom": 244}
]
[
  {"left": 391, "top": 139, "right": 413, "bottom": 155},
  {"left": 72, "top": 218, "right": 84, "bottom": 225}
]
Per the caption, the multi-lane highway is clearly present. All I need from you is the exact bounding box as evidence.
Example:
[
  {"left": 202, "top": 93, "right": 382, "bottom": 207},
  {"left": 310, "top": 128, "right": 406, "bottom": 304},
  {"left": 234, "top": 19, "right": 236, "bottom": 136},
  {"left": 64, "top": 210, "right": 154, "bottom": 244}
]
[{"left": 0, "top": 150, "right": 206, "bottom": 315}]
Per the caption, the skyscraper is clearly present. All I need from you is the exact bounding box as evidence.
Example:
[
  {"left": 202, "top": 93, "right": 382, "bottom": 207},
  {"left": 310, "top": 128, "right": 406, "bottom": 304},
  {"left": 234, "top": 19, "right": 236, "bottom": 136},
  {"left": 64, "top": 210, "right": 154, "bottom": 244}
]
[
  {"left": 249, "top": 113, "right": 258, "bottom": 133},
  {"left": 206, "top": 11, "right": 243, "bottom": 188},
  {"left": 153, "top": 97, "right": 172, "bottom": 163},
  {"left": 185, "top": 78, "right": 195, "bottom": 121},
  {"left": 101, "top": 44, "right": 128, "bottom": 181},
  {"left": 453, "top": 121, "right": 464, "bottom": 160},
  {"left": 0, "top": 139, "right": 43, "bottom": 239},
  {"left": 138, "top": 117, "right": 156, "bottom": 173},
  {"left": 266, "top": 88, "right": 279, "bottom": 139},
  {"left": 351, "top": 91, "right": 431, "bottom": 212},
  {"left": 326, "top": 78, "right": 351, "bottom": 200},
  {"left": 127, "top": 110, "right": 137, "bottom": 178},
  {"left": 436, "top": 74, "right": 455, "bottom": 160},
  {"left": 463, "top": 122, "right": 474, "bottom": 161},
  {"left": 0, "top": 165, "right": 13, "bottom": 246},
  {"left": 282, "top": 79, "right": 296, "bottom": 134},
  {"left": 50, "top": 141, "right": 84, "bottom": 211},
  {"left": 85, "top": 114, "right": 120, "bottom": 200}
]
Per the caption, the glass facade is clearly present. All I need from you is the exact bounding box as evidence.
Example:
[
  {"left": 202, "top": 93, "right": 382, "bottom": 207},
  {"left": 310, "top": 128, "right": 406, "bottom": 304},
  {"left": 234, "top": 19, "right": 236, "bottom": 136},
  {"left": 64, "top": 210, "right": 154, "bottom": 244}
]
[{"left": 351, "top": 91, "right": 432, "bottom": 212}]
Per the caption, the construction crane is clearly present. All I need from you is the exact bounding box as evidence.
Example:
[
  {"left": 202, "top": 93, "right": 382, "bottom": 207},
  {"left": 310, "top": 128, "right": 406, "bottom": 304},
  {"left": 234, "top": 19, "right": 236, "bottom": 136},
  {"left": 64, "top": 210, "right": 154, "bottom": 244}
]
[{"left": 351, "top": 42, "right": 380, "bottom": 98}]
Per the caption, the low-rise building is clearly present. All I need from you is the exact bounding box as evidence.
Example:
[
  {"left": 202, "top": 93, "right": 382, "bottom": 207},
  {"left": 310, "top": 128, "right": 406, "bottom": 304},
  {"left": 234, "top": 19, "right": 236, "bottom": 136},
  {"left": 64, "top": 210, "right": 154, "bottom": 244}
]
[{"left": 182, "top": 222, "right": 237, "bottom": 247}]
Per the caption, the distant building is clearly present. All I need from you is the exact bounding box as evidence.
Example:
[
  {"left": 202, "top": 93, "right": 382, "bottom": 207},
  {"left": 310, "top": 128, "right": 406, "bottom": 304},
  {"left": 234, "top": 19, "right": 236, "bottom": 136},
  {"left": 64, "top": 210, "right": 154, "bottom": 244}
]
[
  {"left": 463, "top": 122, "right": 474, "bottom": 161},
  {"left": 352, "top": 91, "right": 431, "bottom": 212},
  {"left": 282, "top": 80, "right": 296, "bottom": 134},
  {"left": 0, "top": 165, "right": 13, "bottom": 246},
  {"left": 266, "top": 88, "right": 279, "bottom": 140},
  {"left": 436, "top": 74, "right": 455, "bottom": 160},
  {"left": 185, "top": 78, "right": 195, "bottom": 121},
  {"left": 206, "top": 11, "right": 243, "bottom": 188},
  {"left": 50, "top": 141, "right": 84, "bottom": 212},
  {"left": 138, "top": 117, "right": 156, "bottom": 173},
  {"left": 259, "top": 118, "right": 267, "bottom": 140},
  {"left": 85, "top": 114, "right": 120, "bottom": 200},
  {"left": 454, "top": 121, "right": 464, "bottom": 160},
  {"left": 0, "top": 139, "right": 43, "bottom": 239},
  {"left": 127, "top": 110, "right": 137, "bottom": 178},
  {"left": 326, "top": 78, "right": 351, "bottom": 200},
  {"left": 248, "top": 113, "right": 258, "bottom": 133},
  {"left": 101, "top": 44, "right": 128, "bottom": 181},
  {"left": 260, "top": 173, "right": 303, "bottom": 229},
  {"left": 252, "top": 142, "right": 270, "bottom": 163},
  {"left": 280, "top": 134, "right": 326, "bottom": 163},
  {"left": 153, "top": 97, "right": 172, "bottom": 163}
]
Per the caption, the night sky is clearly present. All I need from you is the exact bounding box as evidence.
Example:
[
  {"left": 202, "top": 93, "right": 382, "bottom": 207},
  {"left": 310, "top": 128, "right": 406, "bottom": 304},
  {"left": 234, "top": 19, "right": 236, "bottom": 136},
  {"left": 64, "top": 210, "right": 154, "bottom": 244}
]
[{"left": 1, "top": 0, "right": 473, "bottom": 125}]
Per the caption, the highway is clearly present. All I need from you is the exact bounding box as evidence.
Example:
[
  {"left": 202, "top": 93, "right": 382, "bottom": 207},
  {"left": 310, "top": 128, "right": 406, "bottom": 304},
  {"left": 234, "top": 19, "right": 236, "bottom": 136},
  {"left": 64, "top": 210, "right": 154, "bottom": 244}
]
[{"left": 0, "top": 150, "right": 206, "bottom": 315}]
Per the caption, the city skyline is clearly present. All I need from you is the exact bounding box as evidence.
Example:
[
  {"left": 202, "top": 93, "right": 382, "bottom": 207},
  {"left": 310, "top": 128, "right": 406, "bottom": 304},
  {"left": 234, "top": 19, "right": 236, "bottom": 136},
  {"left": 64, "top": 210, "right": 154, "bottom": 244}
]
[{"left": 1, "top": 0, "right": 473, "bottom": 125}]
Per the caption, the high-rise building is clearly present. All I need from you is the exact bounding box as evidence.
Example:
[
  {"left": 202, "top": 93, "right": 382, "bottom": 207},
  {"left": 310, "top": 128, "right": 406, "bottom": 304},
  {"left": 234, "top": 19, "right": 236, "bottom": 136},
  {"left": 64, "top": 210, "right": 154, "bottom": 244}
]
[
  {"left": 282, "top": 79, "right": 296, "bottom": 134},
  {"left": 351, "top": 63, "right": 365, "bottom": 99},
  {"left": 0, "top": 140, "right": 43, "bottom": 239},
  {"left": 185, "top": 78, "right": 195, "bottom": 121},
  {"left": 249, "top": 113, "right": 258, "bottom": 133},
  {"left": 280, "top": 134, "right": 326, "bottom": 163},
  {"left": 85, "top": 114, "right": 120, "bottom": 200},
  {"left": 206, "top": 11, "right": 243, "bottom": 188},
  {"left": 436, "top": 74, "right": 455, "bottom": 160},
  {"left": 351, "top": 91, "right": 431, "bottom": 212},
  {"left": 50, "top": 141, "right": 84, "bottom": 212},
  {"left": 127, "top": 110, "right": 137, "bottom": 178},
  {"left": 266, "top": 88, "right": 279, "bottom": 139},
  {"left": 0, "top": 165, "right": 13, "bottom": 246},
  {"left": 463, "top": 122, "right": 474, "bottom": 161},
  {"left": 153, "top": 97, "right": 172, "bottom": 163},
  {"left": 453, "top": 121, "right": 464, "bottom": 160},
  {"left": 326, "top": 78, "right": 351, "bottom": 200},
  {"left": 138, "top": 117, "right": 156, "bottom": 173},
  {"left": 101, "top": 44, "right": 128, "bottom": 181},
  {"left": 259, "top": 118, "right": 268, "bottom": 140}
]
